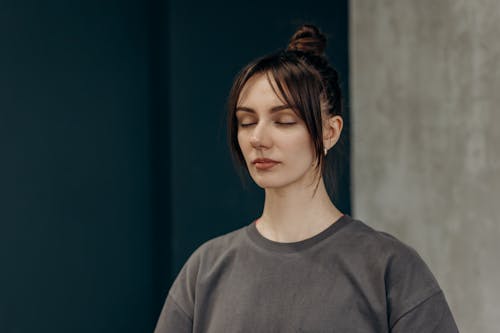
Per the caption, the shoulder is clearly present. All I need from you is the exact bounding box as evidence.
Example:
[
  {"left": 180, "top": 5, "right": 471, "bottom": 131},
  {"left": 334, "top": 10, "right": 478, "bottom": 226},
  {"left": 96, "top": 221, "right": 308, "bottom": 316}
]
[
  {"left": 342, "top": 217, "right": 431, "bottom": 268},
  {"left": 348, "top": 217, "right": 439, "bottom": 285},
  {"left": 167, "top": 224, "right": 249, "bottom": 307},
  {"left": 196, "top": 224, "right": 248, "bottom": 256},
  {"left": 345, "top": 217, "right": 443, "bottom": 326},
  {"left": 179, "top": 224, "right": 249, "bottom": 274}
]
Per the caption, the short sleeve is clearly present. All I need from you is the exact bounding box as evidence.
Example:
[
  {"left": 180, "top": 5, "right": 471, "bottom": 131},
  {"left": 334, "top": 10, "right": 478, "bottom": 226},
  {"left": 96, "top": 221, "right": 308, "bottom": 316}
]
[
  {"left": 154, "top": 294, "right": 193, "bottom": 333},
  {"left": 382, "top": 235, "right": 459, "bottom": 331},
  {"left": 391, "top": 290, "right": 459, "bottom": 332},
  {"left": 154, "top": 246, "right": 203, "bottom": 333}
]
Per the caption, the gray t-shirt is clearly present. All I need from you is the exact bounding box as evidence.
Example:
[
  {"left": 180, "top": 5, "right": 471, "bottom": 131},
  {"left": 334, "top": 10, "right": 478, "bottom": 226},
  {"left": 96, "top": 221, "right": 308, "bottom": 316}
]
[{"left": 154, "top": 215, "right": 459, "bottom": 332}]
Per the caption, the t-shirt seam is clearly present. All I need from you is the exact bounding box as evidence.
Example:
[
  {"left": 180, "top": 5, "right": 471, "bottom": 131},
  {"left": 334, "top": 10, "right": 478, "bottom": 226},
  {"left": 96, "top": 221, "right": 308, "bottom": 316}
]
[
  {"left": 244, "top": 216, "right": 352, "bottom": 256},
  {"left": 168, "top": 292, "right": 194, "bottom": 321},
  {"left": 390, "top": 288, "right": 443, "bottom": 329}
]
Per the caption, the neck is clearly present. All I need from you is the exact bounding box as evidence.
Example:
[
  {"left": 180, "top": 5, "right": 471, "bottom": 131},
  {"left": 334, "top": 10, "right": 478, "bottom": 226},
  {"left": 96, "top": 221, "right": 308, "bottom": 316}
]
[{"left": 257, "top": 177, "right": 343, "bottom": 243}]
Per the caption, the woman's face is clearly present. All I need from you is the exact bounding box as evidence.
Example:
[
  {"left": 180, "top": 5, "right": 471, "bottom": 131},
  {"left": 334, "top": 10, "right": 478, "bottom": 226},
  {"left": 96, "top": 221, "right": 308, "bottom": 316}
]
[{"left": 236, "top": 73, "right": 319, "bottom": 190}]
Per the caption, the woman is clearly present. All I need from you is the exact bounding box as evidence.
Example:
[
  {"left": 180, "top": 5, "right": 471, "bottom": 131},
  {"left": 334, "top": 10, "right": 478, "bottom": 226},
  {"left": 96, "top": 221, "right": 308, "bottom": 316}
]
[{"left": 154, "top": 24, "right": 459, "bottom": 332}]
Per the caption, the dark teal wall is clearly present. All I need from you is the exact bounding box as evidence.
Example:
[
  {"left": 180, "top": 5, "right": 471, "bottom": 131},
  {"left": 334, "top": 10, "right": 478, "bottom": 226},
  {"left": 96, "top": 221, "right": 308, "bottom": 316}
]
[
  {"left": 0, "top": 0, "right": 348, "bottom": 332},
  {"left": 0, "top": 0, "right": 165, "bottom": 332}
]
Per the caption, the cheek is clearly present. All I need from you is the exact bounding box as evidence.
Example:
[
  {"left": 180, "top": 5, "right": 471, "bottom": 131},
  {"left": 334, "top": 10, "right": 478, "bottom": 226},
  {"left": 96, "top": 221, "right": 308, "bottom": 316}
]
[
  {"left": 237, "top": 132, "right": 248, "bottom": 157},
  {"left": 284, "top": 131, "right": 314, "bottom": 153},
  {"left": 287, "top": 137, "right": 316, "bottom": 167},
  {"left": 237, "top": 132, "right": 243, "bottom": 149}
]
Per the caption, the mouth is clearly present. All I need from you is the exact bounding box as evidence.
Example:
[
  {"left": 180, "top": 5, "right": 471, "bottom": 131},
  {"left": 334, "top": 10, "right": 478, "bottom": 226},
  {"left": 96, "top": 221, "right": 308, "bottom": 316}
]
[{"left": 252, "top": 158, "right": 280, "bottom": 170}]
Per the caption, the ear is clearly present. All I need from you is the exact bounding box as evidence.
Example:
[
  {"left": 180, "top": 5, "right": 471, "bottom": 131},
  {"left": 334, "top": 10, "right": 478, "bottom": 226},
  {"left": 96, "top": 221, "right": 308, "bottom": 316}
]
[{"left": 323, "top": 115, "right": 343, "bottom": 151}]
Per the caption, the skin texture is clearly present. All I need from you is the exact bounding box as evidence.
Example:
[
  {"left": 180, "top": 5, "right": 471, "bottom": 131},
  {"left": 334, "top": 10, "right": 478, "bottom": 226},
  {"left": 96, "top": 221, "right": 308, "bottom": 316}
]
[
  {"left": 236, "top": 73, "right": 317, "bottom": 190},
  {"left": 236, "top": 72, "right": 345, "bottom": 242}
]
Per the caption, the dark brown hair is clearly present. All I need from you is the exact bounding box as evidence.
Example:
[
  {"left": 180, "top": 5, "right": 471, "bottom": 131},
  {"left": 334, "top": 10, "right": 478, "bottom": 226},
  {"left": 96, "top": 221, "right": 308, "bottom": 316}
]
[{"left": 227, "top": 24, "right": 345, "bottom": 197}]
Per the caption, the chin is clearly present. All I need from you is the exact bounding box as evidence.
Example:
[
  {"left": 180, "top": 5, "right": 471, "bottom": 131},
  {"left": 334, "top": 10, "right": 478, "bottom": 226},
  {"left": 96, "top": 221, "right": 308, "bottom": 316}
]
[
  {"left": 249, "top": 168, "right": 319, "bottom": 190},
  {"left": 250, "top": 174, "right": 300, "bottom": 189},
  {"left": 254, "top": 181, "right": 285, "bottom": 189}
]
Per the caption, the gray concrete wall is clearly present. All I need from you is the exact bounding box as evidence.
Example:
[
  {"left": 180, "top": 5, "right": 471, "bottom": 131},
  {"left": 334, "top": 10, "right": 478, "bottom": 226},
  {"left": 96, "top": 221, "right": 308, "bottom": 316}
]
[{"left": 350, "top": 1, "right": 500, "bottom": 332}]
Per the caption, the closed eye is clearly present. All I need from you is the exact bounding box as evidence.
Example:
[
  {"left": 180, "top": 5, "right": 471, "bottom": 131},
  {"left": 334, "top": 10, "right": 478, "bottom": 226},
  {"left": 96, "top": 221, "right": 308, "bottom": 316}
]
[{"left": 238, "top": 122, "right": 297, "bottom": 127}]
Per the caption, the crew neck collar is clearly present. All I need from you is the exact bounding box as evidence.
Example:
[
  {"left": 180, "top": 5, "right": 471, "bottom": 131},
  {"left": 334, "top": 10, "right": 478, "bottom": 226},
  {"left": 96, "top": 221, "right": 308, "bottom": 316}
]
[{"left": 245, "top": 214, "right": 352, "bottom": 254}]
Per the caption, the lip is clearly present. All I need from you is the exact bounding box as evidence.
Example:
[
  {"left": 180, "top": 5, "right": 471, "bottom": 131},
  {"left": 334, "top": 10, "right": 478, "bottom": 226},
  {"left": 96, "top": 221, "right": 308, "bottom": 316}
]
[
  {"left": 252, "top": 158, "right": 279, "bottom": 164},
  {"left": 252, "top": 158, "right": 280, "bottom": 170}
]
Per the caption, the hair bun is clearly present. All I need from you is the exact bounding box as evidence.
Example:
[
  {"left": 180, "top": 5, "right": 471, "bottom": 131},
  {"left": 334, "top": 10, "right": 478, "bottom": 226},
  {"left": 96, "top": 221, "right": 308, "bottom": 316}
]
[{"left": 287, "top": 24, "right": 327, "bottom": 57}]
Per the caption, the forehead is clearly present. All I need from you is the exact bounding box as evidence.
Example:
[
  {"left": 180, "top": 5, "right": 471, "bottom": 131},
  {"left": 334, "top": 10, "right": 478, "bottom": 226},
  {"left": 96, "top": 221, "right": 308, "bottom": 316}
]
[{"left": 237, "top": 72, "right": 287, "bottom": 107}]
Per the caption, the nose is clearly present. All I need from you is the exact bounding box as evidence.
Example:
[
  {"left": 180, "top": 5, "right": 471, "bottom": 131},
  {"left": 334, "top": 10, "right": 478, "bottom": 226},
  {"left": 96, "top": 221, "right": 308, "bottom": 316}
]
[{"left": 249, "top": 122, "right": 271, "bottom": 149}]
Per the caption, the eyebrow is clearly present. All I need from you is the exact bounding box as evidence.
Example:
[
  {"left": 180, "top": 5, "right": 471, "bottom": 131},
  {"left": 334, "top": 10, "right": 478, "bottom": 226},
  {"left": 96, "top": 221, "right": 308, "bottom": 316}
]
[{"left": 235, "top": 104, "right": 294, "bottom": 114}]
